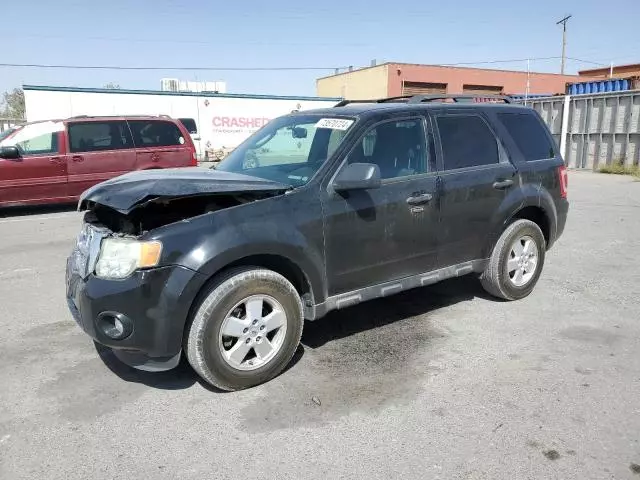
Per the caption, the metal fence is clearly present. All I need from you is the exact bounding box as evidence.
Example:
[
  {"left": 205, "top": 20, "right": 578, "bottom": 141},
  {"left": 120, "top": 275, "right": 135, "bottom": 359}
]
[{"left": 517, "top": 91, "right": 640, "bottom": 169}]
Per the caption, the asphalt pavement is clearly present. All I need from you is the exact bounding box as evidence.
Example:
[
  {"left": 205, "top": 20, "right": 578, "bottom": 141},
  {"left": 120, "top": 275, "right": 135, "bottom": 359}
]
[{"left": 0, "top": 171, "right": 639, "bottom": 480}]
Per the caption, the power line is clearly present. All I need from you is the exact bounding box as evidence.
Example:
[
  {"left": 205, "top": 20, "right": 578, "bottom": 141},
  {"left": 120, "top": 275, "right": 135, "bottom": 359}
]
[
  {"left": 442, "top": 56, "right": 561, "bottom": 67},
  {"left": 9, "top": 33, "right": 368, "bottom": 47},
  {"left": 566, "top": 57, "right": 608, "bottom": 67},
  {"left": 0, "top": 56, "right": 612, "bottom": 73},
  {"left": 0, "top": 63, "right": 346, "bottom": 71}
]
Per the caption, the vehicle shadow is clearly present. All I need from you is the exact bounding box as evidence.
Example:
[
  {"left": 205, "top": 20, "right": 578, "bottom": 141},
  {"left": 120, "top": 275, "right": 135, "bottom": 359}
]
[
  {"left": 0, "top": 203, "right": 77, "bottom": 218},
  {"left": 94, "top": 338, "right": 306, "bottom": 393},
  {"left": 94, "top": 342, "right": 199, "bottom": 390},
  {"left": 94, "top": 275, "right": 493, "bottom": 392},
  {"left": 302, "top": 275, "right": 493, "bottom": 349}
]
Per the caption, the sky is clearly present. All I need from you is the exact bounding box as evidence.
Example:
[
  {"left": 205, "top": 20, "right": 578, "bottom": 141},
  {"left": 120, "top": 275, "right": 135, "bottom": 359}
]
[{"left": 2, "top": 0, "right": 640, "bottom": 98}]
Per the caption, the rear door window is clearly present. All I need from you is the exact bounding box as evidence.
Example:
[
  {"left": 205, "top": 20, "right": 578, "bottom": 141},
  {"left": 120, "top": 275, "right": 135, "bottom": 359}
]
[
  {"left": 128, "top": 120, "right": 185, "bottom": 147},
  {"left": 497, "top": 112, "right": 556, "bottom": 161},
  {"left": 68, "top": 121, "right": 134, "bottom": 153},
  {"left": 436, "top": 115, "right": 499, "bottom": 170}
]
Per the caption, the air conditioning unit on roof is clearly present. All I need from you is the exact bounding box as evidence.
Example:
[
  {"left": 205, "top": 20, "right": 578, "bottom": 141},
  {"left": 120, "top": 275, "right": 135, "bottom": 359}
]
[{"left": 161, "top": 78, "right": 180, "bottom": 92}]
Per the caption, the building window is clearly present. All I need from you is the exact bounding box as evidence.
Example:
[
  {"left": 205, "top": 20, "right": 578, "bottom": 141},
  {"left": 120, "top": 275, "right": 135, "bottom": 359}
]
[
  {"left": 402, "top": 81, "right": 447, "bottom": 95},
  {"left": 462, "top": 84, "right": 504, "bottom": 95}
]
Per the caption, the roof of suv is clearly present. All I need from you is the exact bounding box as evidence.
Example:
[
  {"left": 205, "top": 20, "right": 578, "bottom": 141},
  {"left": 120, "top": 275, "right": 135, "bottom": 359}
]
[
  {"left": 15, "top": 115, "right": 183, "bottom": 125},
  {"left": 65, "top": 115, "right": 179, "bottom": 122}
]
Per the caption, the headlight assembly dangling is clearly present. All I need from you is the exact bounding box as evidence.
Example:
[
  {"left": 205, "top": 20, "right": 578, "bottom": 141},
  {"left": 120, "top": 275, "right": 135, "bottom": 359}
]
[{"left": 95, "top": 238, "right": 162, "bottom": 279}]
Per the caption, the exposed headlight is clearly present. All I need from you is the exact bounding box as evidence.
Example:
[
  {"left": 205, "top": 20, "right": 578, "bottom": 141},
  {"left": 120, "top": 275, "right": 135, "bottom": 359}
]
[{"left": 95, "top": 238, "right": 162, "bottom": 279}]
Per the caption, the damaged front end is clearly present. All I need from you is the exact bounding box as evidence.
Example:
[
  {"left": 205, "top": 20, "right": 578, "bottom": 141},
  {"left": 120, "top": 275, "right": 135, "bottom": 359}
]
[
  {"left": 77, "top": 168, "right": 291, "bottom": 235},
  {"left": 82, "top": 191, "right": 284, "bottom": 236},
  {"left": 66, "top": 167, "right": 295, "bottom": 372}
]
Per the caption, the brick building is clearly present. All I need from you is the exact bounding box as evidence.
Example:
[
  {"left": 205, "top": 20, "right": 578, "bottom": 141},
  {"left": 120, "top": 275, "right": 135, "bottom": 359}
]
[
  {"left": 317, "top": 62, "right": 595, "bottom": 99},
  {"left": 578, "top": 63, "right": 640, "bottom": 79}
]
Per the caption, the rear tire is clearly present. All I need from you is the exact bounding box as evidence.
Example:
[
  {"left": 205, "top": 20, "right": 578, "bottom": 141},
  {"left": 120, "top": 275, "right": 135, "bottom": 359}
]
[
  {"left": 185, "top": 267, "right": 303, "bottom": 391},
  {"left": 480, "top": 219, "right": 546, "bottom": 301}
]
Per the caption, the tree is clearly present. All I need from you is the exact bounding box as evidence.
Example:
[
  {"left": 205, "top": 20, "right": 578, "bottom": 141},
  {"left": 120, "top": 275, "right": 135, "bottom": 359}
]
[
  {"left": 1, "top": 88, "right": 25, "bottom": 119},
  {"left": 103, "top": 82, "right": 121, "bottom": 89}
]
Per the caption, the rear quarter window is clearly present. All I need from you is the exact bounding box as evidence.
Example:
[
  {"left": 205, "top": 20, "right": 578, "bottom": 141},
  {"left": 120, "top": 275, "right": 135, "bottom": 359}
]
[
  {"left": 128, "top": 120, "right": 186, "bottom": 147},
  {"left": 497, "top": 112, "right": 556, "bottom": 161},
  {"left": 178, "top": 118, "right": 197, "bottom": 134}
]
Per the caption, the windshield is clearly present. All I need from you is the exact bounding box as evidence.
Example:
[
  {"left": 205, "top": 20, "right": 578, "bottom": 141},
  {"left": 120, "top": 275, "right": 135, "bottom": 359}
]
[{"left": 216, "top": 114, "right": 355, "bottom": 187}]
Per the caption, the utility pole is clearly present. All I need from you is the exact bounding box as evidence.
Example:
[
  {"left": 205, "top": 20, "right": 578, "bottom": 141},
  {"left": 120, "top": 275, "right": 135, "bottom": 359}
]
[
  {"left": 525, "top": 58, "right": 530, "bottom": 106},
  {"left": 556, "top": 15, "right": 572, "bottom": 75}
]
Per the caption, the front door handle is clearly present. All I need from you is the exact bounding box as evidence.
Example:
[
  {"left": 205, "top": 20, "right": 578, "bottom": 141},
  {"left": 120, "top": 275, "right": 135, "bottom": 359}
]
[
  {"left": 151, "top": 153, "right": 160, "bottom": 162},
  {"left": 406, "top": 193, "right": 433, "bottom": 206},
  {"left": 493, "top": 179, "right": 514, "bottom": 189},
  {"left": 49, "top": 156, "right": 64, "bottom": 164},
  {"left": 72, "top": 155, "right": 84, "bottom": 163}
]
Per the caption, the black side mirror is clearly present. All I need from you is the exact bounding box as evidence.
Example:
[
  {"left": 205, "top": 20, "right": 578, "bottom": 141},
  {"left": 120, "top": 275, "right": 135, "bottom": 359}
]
[
  {"left": 0, "top": 146, "right": 20, "bottom": 160},
  {"left": 291, "top": 127, "right": 308, "bottom": 139},
  {"left": 333, "top": 162, "right": 381, "bottom": 191}
]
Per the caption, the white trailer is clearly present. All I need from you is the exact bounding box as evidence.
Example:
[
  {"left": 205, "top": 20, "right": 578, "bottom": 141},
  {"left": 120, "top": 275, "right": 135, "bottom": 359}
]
[{"left": 23, "top": 85, "right": 341, "bottom": 160}]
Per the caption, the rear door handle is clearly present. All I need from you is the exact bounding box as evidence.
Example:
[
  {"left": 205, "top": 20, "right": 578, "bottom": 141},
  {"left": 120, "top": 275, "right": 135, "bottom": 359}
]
[
  {"left": 49, "top": 156, "right": 64, "bottom": 164},
  {"left": 151, "top": 153, "right": 160, "bottom": 162},
  {"left": 72, "top": 155, "right": 84, "bottom": 163},
  {"left": 406, "top": 193, "right": 433, "bottom": 205},
  {"left": 493, "top": 179, "right": 514, "bottom": 189}
]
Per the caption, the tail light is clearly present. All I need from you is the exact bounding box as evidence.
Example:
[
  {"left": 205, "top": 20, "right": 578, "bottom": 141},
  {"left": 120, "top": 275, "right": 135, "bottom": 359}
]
[
  {"left": 190, "top": 148, "right": 197, "bottom": 167},
  {"left": 558, "top": 165, "right": 568, "bottom": 198}
]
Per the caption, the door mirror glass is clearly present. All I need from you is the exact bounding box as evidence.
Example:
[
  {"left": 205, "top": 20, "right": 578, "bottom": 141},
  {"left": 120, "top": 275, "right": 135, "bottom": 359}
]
[
  {"left": 333, "top": 162, "right": 381, "bottom": 191},
  {"left": 290, "top": 126, "right": 308, "bottom": 139},
  {"left": 0, "top": 146, "right": 20, "bottom": 159}
]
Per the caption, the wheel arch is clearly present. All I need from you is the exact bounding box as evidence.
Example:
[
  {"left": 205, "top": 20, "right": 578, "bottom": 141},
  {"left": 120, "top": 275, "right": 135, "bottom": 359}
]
[
  {"left": 183, "top": 252, "right": 318, "bottom": 337},
  {"left": 224, "top": 254, "right": 314, "bottom": 300},
  {"left": 484, "top": 194, "right": 557, "bottom": 258},
  {"left": 509, "top": 206, "right": 551, "bottom": 247}
]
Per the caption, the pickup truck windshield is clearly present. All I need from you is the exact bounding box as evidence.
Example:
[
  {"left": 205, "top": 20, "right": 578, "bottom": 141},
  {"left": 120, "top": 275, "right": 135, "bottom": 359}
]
[{"left": 216, "top": 114, "right": 355, "bottom": 187}]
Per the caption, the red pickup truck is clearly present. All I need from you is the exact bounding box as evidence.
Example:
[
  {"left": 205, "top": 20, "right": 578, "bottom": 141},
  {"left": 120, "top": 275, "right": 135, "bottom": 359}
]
[{"left": 0, "top": 115, "right": 197, "bottom": 207}]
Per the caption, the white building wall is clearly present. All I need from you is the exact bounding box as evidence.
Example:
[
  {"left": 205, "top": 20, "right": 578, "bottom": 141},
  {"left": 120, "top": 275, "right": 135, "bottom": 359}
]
[{"left": 23, "top": 87, "right": 340, "bottom": 157}]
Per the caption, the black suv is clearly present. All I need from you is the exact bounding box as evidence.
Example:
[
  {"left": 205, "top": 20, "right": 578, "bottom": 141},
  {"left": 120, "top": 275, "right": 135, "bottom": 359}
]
[{"left": 65, "top": 94, "right": 569, "bottom": 390}]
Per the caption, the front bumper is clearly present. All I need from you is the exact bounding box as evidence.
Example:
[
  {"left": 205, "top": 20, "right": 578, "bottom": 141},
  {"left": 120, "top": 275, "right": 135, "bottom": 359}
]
[{"left": 66, "top": 257, "right": 206, "bottom": 370}]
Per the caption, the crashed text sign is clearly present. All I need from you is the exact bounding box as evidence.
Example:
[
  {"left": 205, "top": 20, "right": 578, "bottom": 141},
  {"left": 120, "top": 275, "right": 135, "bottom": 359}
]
[{"left": 212, "top": 117, "right": 271, "bottom": 129}]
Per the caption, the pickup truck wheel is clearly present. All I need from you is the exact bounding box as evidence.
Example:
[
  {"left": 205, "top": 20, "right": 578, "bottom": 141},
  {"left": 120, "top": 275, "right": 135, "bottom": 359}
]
[
  {"left": 480, "top": 219, "right": 546, "bottom": 301},
  {"left": 185, "top": 267, "right": 303, "bottom": 391}
]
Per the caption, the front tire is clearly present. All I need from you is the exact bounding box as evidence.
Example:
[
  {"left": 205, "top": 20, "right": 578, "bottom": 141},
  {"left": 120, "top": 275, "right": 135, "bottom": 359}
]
[
  {"left": 185, "top": 267, "right": 303, "bottom": 391},
  {"left": 480, "top": 219, "right": 546, "bottom": 301}
]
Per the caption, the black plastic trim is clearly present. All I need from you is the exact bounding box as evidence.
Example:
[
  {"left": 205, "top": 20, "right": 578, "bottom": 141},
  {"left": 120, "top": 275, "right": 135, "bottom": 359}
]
[{"left": 304, "top": 259, "right": 487, "bottom": 320}]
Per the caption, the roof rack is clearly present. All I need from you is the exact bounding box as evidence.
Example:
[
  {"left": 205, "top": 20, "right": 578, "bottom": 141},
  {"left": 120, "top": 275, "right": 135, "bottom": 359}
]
[
  {"left": 334, "top": 94, "right": 512, "bottom": 107},
  {"left": 333, "top": 99, "right": 377, "bottom": 107},
  {"left": 68, "top": 114, "right": 174, "bottom": 119},
  {"left": 407, "top": 94, "right": 512, "bottom": 104},
  {"left": 333, "top": 97, "right": 413, "bottom": 107}
]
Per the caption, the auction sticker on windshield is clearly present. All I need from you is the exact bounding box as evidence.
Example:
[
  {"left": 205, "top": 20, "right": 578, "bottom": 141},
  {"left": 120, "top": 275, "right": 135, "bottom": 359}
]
[{"left": 316, "top": 118, "right": 354, "bottom": 130}]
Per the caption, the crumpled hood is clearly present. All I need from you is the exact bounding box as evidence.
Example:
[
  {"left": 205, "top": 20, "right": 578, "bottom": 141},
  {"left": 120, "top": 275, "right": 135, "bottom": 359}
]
[{"left": 78, "top": 167, "right": 290, "bottom": 214}]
